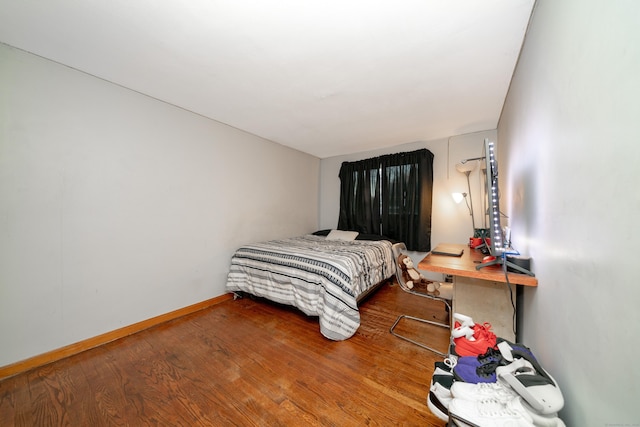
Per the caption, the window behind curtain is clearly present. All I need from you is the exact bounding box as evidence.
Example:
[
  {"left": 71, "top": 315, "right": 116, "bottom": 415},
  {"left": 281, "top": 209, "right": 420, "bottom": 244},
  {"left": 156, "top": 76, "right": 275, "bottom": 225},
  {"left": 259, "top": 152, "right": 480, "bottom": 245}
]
[{"left": 338, "top": 149, "right": 434, "bottom": 251}]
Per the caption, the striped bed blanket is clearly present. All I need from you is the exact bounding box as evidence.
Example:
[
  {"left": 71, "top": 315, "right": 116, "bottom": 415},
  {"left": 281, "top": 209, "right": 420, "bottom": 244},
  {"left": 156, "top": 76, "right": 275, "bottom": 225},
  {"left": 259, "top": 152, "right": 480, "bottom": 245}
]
[{"left": 225, "top": 235, "right": 395, "bottom": 340}]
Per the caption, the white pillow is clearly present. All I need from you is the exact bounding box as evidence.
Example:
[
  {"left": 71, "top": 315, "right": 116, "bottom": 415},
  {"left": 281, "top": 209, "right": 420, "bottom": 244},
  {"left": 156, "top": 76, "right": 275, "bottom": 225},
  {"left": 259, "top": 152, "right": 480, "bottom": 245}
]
[{"left": 325, "top": 229, "right": 359, "bottom": 241}]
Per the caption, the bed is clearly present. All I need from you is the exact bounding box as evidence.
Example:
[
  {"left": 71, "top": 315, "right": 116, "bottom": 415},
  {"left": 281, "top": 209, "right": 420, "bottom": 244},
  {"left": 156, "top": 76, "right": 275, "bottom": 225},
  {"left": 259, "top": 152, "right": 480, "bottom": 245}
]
[{"left": 225, "top": 231, "right": 398, "bottom": 340}]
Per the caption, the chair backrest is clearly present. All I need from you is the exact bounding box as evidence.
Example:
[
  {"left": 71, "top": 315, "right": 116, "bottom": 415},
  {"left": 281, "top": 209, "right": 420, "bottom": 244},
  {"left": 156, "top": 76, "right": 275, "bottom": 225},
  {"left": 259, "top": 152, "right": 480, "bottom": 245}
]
[
  {"left": 392, "top": 243, "right": 453, "bottom": 303},
  {"left": 392, "top": 242, "right": 407, "bottom": 260},
  {"left": 392, "top": 242, "right": 413, "bottom": 292}
]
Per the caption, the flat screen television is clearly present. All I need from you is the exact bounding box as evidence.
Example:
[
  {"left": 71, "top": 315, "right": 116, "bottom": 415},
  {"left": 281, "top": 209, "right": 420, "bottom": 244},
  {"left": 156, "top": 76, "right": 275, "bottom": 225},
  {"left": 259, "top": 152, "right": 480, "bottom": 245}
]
[
  {"left": 485, "top": 138, "right": 504, "bottom": 256},
  {"left": 476, "top": 139, "right": 533, "bottom": 276}
]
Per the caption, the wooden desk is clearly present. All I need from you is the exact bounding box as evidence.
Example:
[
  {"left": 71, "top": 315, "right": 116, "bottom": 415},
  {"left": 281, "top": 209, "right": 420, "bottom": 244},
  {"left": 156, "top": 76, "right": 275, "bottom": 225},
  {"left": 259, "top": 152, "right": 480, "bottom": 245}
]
[
  {"left": 419, "top": 244, "right": 537, "bottom": 341},
  {"left": 419, "top": 244, "right": 538, "bottom": 287}
]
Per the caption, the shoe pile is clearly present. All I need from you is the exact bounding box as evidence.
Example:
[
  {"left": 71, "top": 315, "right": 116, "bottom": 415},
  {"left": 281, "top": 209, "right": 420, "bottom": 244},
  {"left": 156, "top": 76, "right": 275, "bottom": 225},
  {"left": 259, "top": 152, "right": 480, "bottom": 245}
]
[{"left": 427, "top": 313, "right": 565, "bottom": 426}]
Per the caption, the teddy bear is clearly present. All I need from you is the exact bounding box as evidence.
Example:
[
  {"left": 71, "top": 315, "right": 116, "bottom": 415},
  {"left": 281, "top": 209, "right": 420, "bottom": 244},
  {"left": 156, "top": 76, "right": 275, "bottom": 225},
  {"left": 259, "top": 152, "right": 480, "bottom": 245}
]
[{"left": 397, "top": 253, "right": 441, "bottom": 293}]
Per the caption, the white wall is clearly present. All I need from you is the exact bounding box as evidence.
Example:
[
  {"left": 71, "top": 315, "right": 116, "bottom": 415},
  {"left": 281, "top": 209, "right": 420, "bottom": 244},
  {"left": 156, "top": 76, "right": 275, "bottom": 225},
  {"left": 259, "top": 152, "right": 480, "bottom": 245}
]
[
  {"left": 498, "top": 1, "right": 640, "bottom": 424},
  {"left": 0, "top": 44, "right": 319, "bottom": 367},
  {"left": 319, "top": 130, "right": 497, "bottom": 253}
]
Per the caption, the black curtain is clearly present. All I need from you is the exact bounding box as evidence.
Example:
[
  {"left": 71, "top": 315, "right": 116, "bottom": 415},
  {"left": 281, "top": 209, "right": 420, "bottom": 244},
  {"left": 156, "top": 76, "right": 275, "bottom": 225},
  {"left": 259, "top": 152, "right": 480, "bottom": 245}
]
[
  {"left": 337, "top": 149, "right": 433, "bottom": 251},
  {"left": 380, "top": 149, "right": 433, "bottom": 252},
  {"left": 337, "top": 157, "right": 381, "bottom": 235}
]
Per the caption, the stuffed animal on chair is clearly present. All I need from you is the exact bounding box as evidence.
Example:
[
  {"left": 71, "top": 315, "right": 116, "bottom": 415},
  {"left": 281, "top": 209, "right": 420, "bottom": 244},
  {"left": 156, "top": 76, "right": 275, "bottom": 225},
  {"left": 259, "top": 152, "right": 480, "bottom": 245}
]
[{"left": 397, "top": 253, "right": 441, "bottom": 293}]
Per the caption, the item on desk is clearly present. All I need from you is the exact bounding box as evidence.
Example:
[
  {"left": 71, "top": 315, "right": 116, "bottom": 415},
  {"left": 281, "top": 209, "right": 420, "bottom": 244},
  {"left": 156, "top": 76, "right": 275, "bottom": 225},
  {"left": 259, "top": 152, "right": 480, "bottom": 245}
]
[
  {"left": 470, "top": 228, "right": 491, "bottom": 249},
  {"left": 469, "top": 237, "right": 482, "bottom": 248},
  {"left": 432, "top": 244, "right": 464, "bottom": 257},
  {"left": 506, "top": 255, "right": 532, "bottom": 273},
  {"left": 482, "top": 255, "right": 496, "bottom": 263}
]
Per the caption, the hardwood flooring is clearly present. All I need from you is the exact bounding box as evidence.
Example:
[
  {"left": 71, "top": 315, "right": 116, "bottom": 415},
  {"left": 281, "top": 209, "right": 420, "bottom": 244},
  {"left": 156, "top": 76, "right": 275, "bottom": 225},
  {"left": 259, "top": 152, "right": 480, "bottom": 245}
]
[{"left": 0, "top": 280, "right": 451, "bottom": 426}]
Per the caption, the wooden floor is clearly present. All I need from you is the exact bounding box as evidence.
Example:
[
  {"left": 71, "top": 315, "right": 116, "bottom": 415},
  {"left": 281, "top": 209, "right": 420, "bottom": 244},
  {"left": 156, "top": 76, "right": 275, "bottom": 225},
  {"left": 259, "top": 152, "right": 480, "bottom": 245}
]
[{"left": 0, "top": 280, "right": 451, "bottom": 426}]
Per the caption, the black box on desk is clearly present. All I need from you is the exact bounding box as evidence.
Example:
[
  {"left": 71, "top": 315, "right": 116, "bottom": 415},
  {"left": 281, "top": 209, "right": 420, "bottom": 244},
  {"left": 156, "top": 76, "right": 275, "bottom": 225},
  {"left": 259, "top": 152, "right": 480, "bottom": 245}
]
[{"left": 506, "top": 255, "right": 532, "bottom": 274}]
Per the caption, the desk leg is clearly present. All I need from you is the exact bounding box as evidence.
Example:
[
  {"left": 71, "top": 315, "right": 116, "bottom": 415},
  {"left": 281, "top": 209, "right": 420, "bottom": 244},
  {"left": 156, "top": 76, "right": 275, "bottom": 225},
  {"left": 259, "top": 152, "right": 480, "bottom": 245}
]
[{"left": 453, "top": 276, "right": 517, "bottom": 342}]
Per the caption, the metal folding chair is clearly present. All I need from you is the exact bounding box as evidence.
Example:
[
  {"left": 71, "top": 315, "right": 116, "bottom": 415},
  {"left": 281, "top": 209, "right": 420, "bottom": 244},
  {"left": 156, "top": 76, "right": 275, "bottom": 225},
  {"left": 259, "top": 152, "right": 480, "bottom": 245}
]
[{"left": 389, "top": 243, "right": 453, "bottom": 356}]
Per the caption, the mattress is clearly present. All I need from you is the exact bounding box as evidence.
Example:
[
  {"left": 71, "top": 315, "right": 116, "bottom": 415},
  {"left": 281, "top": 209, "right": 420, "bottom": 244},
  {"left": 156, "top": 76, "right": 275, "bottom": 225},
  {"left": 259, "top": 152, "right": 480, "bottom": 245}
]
[{"left": 225, "top": 235, "right": 395, "bottom": 340}]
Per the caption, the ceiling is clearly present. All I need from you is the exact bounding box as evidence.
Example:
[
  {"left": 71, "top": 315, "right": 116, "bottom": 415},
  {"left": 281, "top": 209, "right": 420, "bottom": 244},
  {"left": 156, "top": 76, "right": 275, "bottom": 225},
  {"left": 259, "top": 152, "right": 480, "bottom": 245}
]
[{"left": 0, "top": 0, "right": 535, "bottom": 158}]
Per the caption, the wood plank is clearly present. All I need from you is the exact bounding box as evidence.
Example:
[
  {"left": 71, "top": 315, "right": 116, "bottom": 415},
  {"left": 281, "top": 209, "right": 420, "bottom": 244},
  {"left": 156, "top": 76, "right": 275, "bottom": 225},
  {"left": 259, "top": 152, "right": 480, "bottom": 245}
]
[
  {"left": 0, "top": 281, "right": 449, "bottom": 426},
  {"left": 0, "top": 294, "right": 233, "bottom": 381}
]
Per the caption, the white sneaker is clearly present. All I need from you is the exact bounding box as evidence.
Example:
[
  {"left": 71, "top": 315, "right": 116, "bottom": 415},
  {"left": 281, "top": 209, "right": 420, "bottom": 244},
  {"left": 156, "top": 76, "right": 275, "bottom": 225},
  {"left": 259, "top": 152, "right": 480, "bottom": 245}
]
[
  {"left": 434, "top": 360, "right": 454, "bottom": 376},
  {"left": 451, "top": 381, "right": 518, "bottom": 402},
  {"left": 427, "top": 375, "right": 453, "bottom": 422},
  {"left": 497, "top": 358, "right": 565, "bottom": 415},
  {"left": 449, "top": 396, "right": 566, "bottom": 427},
  {"left": 453, "top": 312, "right": 475, "bottom": 328},
  {"left": 510, "top": 397, "right": 566, "bottom": 427},
  {"left": 451, "top": 313, "right": 476, "bottom": 340},
  {"left": 449, "top": 396, "right": 535, "bottom": 426}
]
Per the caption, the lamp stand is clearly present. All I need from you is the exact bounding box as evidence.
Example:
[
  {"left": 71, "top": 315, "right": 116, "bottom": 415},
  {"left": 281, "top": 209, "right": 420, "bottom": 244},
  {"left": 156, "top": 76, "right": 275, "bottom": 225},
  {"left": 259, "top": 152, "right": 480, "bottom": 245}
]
[{"left": 464, "top": 170, "right": 476, "bottom": 231}]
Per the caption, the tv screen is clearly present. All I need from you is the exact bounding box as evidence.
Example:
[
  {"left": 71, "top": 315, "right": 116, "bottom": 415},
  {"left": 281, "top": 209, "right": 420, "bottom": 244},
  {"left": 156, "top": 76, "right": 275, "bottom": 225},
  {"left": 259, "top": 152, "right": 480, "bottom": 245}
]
[
  {"left": 484, "top": 138, "right": 504, "bottom": 256},
  {"left": 477, "top": 139, "right": 534, "bottom": 276}
]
